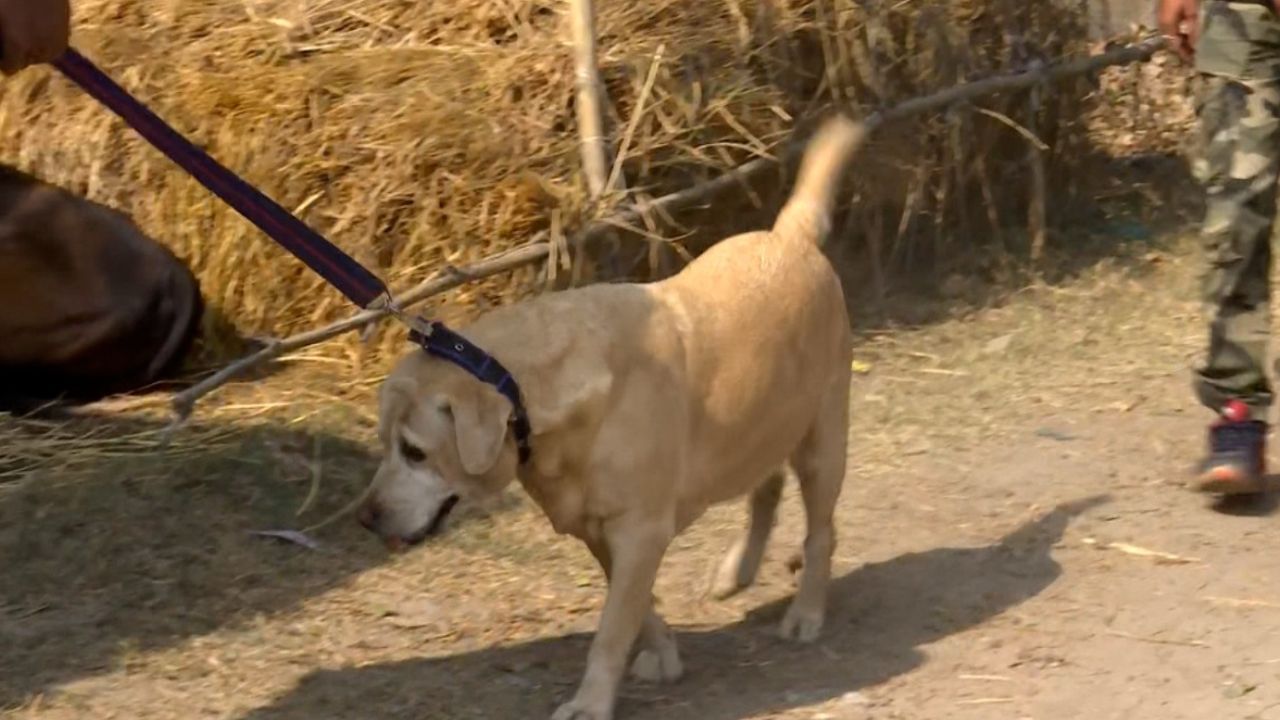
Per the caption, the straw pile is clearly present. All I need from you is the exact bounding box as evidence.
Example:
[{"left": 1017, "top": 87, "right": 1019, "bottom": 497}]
[{"left": 0, "top": 0, "right": 1152, "bottom": 366}]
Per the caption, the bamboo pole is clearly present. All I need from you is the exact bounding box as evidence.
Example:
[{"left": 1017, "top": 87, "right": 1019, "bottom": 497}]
[{"left": 569, "top": 0, "right": 613, "bottom": 199}]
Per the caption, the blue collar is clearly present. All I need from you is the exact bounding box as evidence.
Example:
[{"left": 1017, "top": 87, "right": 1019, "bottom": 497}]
[{"left": 407, "top": 321, "right": 533, "bottom": 466}]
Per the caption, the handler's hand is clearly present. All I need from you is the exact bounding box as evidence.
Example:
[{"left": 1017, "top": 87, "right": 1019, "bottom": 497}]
[
  {"left": 1158, "top": 0, "right": 1199, "bottom": 62},
  {"left": 0, "top": 0, "right": 71, "bottom": 76}
]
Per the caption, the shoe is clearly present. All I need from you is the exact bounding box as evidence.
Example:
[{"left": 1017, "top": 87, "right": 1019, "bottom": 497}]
[{"left": 1195, "top": 400, "right": 1268, "bottom": 495}]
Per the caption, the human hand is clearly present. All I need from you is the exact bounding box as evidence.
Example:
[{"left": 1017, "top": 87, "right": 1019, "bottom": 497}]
[
  {"left": 1158, "top": 0, "right": 1199, "bottom": 62},
  {"left": 0, "top": 0, "right": 71, "bottom": 75}
]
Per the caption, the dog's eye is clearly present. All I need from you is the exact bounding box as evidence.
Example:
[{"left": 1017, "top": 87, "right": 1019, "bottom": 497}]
[{"left": 399, "top": 438, "right": 426, "bottom": 464}]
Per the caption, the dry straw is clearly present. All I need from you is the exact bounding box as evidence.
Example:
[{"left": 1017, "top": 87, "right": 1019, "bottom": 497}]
[{"left": 0, "top": 0, "right": 1153, "bottom": 373}]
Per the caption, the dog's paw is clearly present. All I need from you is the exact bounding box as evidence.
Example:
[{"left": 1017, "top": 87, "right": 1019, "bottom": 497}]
[
  {"left": 710, "top": 538, "right": 764, "bottom": 600},
  {"left": 551, "top": 699, "right": 612, "bottom": 720},
  {"left": 630, "top": 647, "right": 684, "bottom": 683},
  {"left": 709, "top": 558, "right": 749, "bottom": 600},
  {"left": 778, "top": 603, "right": 824, "bottom": 643}
]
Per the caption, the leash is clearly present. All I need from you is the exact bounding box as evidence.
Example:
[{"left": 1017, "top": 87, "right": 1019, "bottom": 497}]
[{"left": 50, "top": 48, "right": 532, "bottom": 464}]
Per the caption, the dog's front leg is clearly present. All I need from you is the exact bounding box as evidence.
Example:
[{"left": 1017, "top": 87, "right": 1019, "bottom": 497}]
[
  {"left": 583, "top": 536, "right": 683, "bottom": 684},
  {"left": 554, "top": 521, "right": 672, "bottom": 720}
]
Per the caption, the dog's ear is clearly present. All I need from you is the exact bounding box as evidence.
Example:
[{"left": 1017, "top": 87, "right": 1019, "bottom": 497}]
[
  {"left": 378, "top": 377, "right": 417, "bottom": 444},
  {"left": 448, "top": 382, "right": 512, "bottom": 476}
]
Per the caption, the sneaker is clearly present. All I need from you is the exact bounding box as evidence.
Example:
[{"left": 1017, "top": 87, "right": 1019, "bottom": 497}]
[{"left": 1195, "top": 399, "right": 1268, "bottom": 495}]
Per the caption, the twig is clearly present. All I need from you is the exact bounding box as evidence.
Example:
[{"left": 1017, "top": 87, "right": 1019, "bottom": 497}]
[
  {"left": 1106, "top": 630, "right": 1210, "bottom": 649},
  {"left": 975, "top": 107, "right": 1048, "bottom": 150},
  {"left": 166, "top": 37, "right": 1169, "bottom": 426},
  {"left": 568, "top": 0, "right": 614, "bottom": 198},
  {"left": 918, "top": 368, "right": 970, "bottom": 377},
  {"left": 606, "top": 43, "right": 664, "bottom": 195},
  {"left": 974, "top": 150, "right": 1004, "bottom": 250},
  {"left": 948, "top": 108, "right": 972, "bottom": 249},
  {"left": 1027, "top": 71, "right": 1048, "bottom": 265},
  {"left": 1204, "top": 596, "right": 1280, "bottom": 610},
  {"left": 1081, "top": 537, "right": 1201, "bottom": 565},
  {"left": 295, "top": 433, "right": 323, "bottom": 518},
  {"left": 602, "top": 43, "right": 663, "bottom": 282}
]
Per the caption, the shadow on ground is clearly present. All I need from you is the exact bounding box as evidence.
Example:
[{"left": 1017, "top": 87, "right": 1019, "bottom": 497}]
[
  {"left": 838, "top": 150, "right": 1201, "bottom": 332},
  {"left": 236, "top": 495, "right": 1107, "bottom": 720},
  {"left": 1211, "top": 483, "right": 1280, "bottom": 518},
  {"left": 0, "top": 408, "right": 387, "bottom": 710}
]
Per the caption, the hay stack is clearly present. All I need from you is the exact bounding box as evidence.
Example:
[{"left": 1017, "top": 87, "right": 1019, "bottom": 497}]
[{"left": 0, "top": 0, "right": 1131, "bottom": 366}]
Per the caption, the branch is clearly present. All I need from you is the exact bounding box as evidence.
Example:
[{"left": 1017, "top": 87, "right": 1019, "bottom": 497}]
[
  {"left": 877, "top": 36, "right": 1167, "bottom": 123},
  {"left": 605, "top": 36, "right": 1169, "bottom": 227},
  {"left": 167, "top": 36, "right": 1169, "bottom": 427}
]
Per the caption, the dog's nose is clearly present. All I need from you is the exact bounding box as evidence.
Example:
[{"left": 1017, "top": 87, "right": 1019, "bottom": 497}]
[{"left": 356, "top": 502, "right": 380, "bottom": 531}]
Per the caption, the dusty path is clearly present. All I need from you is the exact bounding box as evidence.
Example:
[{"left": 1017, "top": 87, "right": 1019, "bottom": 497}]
[{"left": 5, "top": 231, "right": 1280, "bottom": 720}]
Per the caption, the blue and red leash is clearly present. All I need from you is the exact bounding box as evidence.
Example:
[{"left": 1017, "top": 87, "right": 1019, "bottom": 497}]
[{"left": 50, "top": 48, "right": 532, "bottom": 463}]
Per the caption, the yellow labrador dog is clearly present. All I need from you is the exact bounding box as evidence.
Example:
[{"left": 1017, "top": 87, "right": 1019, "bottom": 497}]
[{"left": 359, "top": 113, "right": 867, "bottom": 720}]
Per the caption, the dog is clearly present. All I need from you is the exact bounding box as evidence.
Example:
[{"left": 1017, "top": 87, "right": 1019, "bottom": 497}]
[
  {"left": 359, "top": 113, "right": 868, "bottom": 720},
  {"left": 0, "top": 165, "right": 203, "bottom": 411}
]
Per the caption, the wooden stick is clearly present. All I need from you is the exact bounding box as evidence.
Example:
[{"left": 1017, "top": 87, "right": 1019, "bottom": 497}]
[
  {"left": 166, "top": 36, "right": 1169, "bottom": 426},
  {"left": 568, "top": 0, "right": 613, "bottom": 198}
]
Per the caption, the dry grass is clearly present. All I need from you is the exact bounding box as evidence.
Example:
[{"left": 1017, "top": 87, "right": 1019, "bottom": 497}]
[
  {"left": 0, "top": 0, "right": 1171, "bottom": 366},
  {"left": 0, "top": 410, "right": 224, "bottom": 481},
  {"left": 0, "top": 347, "right": 390, "bottom": 482}
]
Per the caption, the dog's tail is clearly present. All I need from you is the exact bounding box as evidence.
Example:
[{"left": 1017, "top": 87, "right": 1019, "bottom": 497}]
[{"left": 770, "top": 114, "right": 870, "bottom": 246}]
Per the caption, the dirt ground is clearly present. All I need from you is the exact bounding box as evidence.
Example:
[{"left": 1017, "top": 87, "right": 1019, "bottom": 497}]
[{"left": 6, "top": 195, "right": 1280, "bottom": 720}]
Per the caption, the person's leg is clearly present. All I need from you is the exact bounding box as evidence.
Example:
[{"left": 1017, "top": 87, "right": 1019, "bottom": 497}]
[{"left": 1191, "top": 71, "right": 1280, "bottom": 493}]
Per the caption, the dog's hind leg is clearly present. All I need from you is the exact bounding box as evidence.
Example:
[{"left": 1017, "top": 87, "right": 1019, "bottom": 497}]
[
  {"left": 779, "top": 375, "right": 850, "bottom": 642},
  {"left": 710, "top": 470, "right": 785, "bottom": 599}
]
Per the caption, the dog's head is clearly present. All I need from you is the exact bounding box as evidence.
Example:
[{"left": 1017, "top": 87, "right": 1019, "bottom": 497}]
[{"left": 358, "top": 353, "right": 519, "bottom": 550}]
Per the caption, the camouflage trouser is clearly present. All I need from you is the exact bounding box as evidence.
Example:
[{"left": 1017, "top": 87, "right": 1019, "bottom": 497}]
[{"left": 1192, "top": 1, "right": 1280, "bottom": 420}]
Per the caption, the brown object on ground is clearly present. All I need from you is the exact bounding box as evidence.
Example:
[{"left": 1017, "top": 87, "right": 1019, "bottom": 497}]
[{"left": 0, "top": 164, "right": 203, "bottom": 411}]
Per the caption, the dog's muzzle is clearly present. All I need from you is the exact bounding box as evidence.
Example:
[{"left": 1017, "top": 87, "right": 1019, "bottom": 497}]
[{"left": 357, "top": 494, "right": 460, "bottom": 551}]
